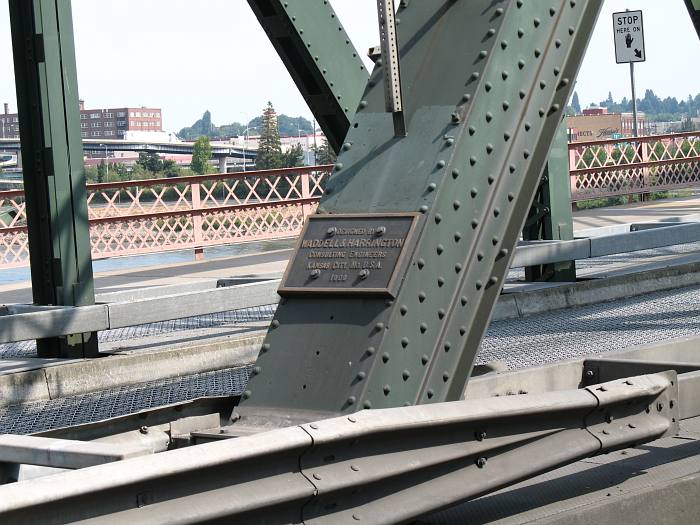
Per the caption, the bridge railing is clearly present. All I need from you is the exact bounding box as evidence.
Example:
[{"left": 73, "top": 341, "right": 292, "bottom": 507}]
[
  {"left": 0, "top": 165, "right": 331, "bottom": 267},
  {"left": 569, "top": 131, "right": 700, "bottom": 202}
]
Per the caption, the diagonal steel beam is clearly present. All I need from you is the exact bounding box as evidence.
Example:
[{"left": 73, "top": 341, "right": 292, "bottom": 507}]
[
  {"left": 241, "top": 0, "right": 603, "bottom": 418},
  {"left": 247, "top": 0, "right": 369, "bottom": 152},
  {"left": 686, "top": 0, "right": 700, "bottom": 40}
]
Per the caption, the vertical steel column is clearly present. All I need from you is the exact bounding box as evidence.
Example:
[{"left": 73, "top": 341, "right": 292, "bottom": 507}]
[
  {"left": 9, "top": 0, "right": 98, "bottom": 358},
  {"left": 248, "top": 0, "right": 369, "bottom": 152},
  {"left": 522, "top": 120, "right": 576, "bottom": 282}
]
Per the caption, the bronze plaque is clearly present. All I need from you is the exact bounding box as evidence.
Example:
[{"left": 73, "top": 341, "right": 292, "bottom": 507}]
[{"left": 279, "top": 213, "right": 419, "bottom": 297}]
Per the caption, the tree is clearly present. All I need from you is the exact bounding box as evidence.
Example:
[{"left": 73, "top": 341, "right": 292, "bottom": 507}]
[
  {"left": 137, "top": 152, "right": 164, "bottom": 174},
  {"left": 162, "top": 159, "right": 181, "bottom": 178},
  {"left": 255, "top": 102, "right": 284, "bottom": 169},
  {"left": 283, "top": 144, "right": 305, "bottom": 168},
  {"left": 571, "top": 91, "right": 581, "bottom": 114},
  {"left": 191, "top": 136, "right": 212, "bottom": 175},
  {"left": 312, "top": 138, "right": 337, "bottom": 165}
]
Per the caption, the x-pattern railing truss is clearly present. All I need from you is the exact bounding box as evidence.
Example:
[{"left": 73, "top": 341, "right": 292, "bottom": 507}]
[
  {"left": 0, "top": 165, "right": 331, "bottom": 267},
  {"left": 570, "top": 131, "right": 700, "bottom": 201}
]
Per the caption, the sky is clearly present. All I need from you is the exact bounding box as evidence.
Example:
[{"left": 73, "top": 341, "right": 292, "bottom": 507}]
[{"left": 0, "top": 1, "right": 698, "bottom": 133}]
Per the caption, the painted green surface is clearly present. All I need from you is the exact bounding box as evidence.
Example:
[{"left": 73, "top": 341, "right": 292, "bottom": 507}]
[
  {"left": 248, "top": 0, "right": 368, "bottom": 152},
  {"left": 523, "top": 121, "right": 576, "bottom": 282},
  {"left": 241, "top": 0, "right": 603, "bottom": 417},
  {"left": 9, "top": 0, "right": 97, "bottom": 357}
]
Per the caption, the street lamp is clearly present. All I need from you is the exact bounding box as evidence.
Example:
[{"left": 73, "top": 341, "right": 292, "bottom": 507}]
[{"left": 242, "top": 125, "right": 257, "bottom": 172}]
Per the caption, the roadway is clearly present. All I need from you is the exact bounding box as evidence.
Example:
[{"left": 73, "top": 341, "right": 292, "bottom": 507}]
[{"left": 2, "top": 197, "right": 700, "bottom": 434}]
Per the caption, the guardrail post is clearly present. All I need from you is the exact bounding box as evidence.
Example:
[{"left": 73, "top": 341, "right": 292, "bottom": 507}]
[
  {"left": 523, "top": 121, "right": 577, "bottom": 282},
  {"left": 192, "top": 181, "right": 204, "bottom": 260},
  {"left": 641, "top": 138, "right": 651, "bottom": 201},
  {"left": 9, "top": 0, "right": 98, "bottom": 357},
  {"left": 301, "top": 170, "right": 314, "bottom": 220}
]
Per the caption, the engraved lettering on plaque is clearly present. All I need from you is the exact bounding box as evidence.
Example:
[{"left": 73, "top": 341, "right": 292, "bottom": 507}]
[{"left": 279, "top": 214, "right": 418, "bottom": 297}]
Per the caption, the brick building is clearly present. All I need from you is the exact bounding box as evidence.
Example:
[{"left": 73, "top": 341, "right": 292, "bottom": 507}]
[
  {"left": 566, "top": 107, "right": 646, "bottom": 143},
  {"left": 1, "top": 100, "right": 162, "bottom": 139}
]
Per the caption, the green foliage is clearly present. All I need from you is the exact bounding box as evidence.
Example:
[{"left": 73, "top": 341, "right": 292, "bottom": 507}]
[
  {"left": 592, "top": 89, "right": 700, "bottom": 121},
  {"left": 571, "top": 91, "right": 581, "bottom": 114},
  {"left": 283, "top": 144, "right": 305, "bottom": 168},
  {"left": 247, "top": 114, "right": 313, "bottom": 137},
  {"left": 178, "top": 110, "right": 313, "bottom": 140},
  {"left": 311, "top": 139, "right": 337, "bottom": 165},
  {"left": 191, "top": 136, "right": 213, "bottom": 175},
  {"left": 137, "top": 152, "right": 165, "bottom": 174},
  {"left": 255, "top": 102, "right": 284, "bottom": 170}
]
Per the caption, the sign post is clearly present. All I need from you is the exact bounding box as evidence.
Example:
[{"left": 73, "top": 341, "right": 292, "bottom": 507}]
[{"left": 613, "top": 10, "right": 646, "bottom": 137}]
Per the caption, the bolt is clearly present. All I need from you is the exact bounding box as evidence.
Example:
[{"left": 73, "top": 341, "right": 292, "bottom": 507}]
[
  {"left": 657, "top": 402, "right": 664, "bottom": 412},
  {"left": 475, "top": 430, "right": 487, "bottom": 441},
  {"left": 605, "top": 413, "right": 614, "bottom": 424},
  {"left": 313, "top": 473, "right": 322, "bottom": 480},
  {"left": 359, "top": 269, "right": 370, "bottom": 280},
  {"left": 139, "top": 426, "right": 148, "bottom": 434},
  {"left": 476, "top": 457, "right": 487, "bottom": 468},
  {"left": 310, "top": 423, "right": 319, "bottom": 429},
  {"left": 585, "top": 370, "right": 594, "bottom": 378},
  {"left": 327, "top": 227, "right": 336, "bottom": 237},
  {"left": 375, "top": 226, "right": 386, "bottom": 236},
  {"left": 350, "top": 464, "right": 360, "bottom": 472},
  {"left": 348, "top": 416, "right": 357, "bottom": 423},
  {"left": 310, "top": 269, "right": 321, "bottom": 279}
]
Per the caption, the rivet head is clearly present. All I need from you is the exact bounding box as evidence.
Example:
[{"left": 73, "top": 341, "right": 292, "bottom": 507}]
[
  {"left": 351, "top": 464, "right": 360, "bottom": 472},
  {"left": 359, "top": 269, "right": 370, "bottom": 280},
  {"left": 374, "top": 322, "right": 385, "bottom": 331},
  {"left": 402, "top": 370, "right": 410, "bottom": 380},
  {"left": 271, "top": 320, "right": 280, "bottom": 328},
  {"left": 401, "top": 337, "right": 410, "bottom": 347},
  {"left": 363, "top": 400, "right": 372, "bottom": 409},
  {"left": 382, "top": 352, "right": 390, "bottom": 363},
  {"left": 348, "top": 416, "right": 357, "bottom": 423},
  {"left": 400, "top": 305, "right": 408, "bottom": 315},
  {"left": 437, "top": 160, "right": 446, "bottom": 169},
  {"left": 309, "top": 423, "right": 319, "bottom": 429},
  {"left": 419, "top": 205, "right": 429, "bottom": 213},
  {"left": 347, "top": 396, "right": 356, "bottom": 405},
  {"left": 417, "top": 258, "right": 425, "bottom": 269},
  {"left": 383, "top": 384, "right": 391, "bottom": 395},
  {"left": 420, "top": 323, "right": 428, "bottom": 333},
  {"left": 261, "top": 343, "right": 271, "bottom": 353},
  {"left": 334, "top": 162, "right": 343, "bottom": 170},
  {"left": 342, "top": 142, "right": 352, "bottom": 151},
  {"left": 427, "top": 389, "right": 435, "bottom": 399},
  {"left": 366, "top": 346, "right": 376, "bottom": 356},
  {"left": 242, "top": 390, "right": 251, "bottom": 399},
  {"left": 357, "top": 371, "right": 366, "bottom": 380},
  {"left": 476, "top": 457, "right": 488, "bottom": 468},
  {"left": 421, "top": 354, "right": 429, "bottom": 365},
  {"left": 427, "top": 182, "right": 437, "bottom": 192}
]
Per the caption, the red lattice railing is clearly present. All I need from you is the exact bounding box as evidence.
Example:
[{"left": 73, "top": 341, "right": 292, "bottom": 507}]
[
  {"left": 569, "top": 132, "right": 700, "bottom": 202},
  {"left": 0, "top": 165, "right": 331, "bottom": 268},
  {"left": 2, "top": 132, "right": 699, "bottom": 268}
]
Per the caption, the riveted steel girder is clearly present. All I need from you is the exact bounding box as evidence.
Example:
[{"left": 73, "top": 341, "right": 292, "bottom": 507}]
[
  {"left": 247, "top": 0, "right": 369, "bottom": 152},
  {"left": 242, "top": 0, "right": 602, "bottom": 418},
  {"left": 686, "top": 0, "right": 700, "bottom": 39},
  {"left": 9, "top": 0, "right": 97, "bottom": 358},
  {"left": 522, "top": 120, "right": 576, "bottom": 282}
]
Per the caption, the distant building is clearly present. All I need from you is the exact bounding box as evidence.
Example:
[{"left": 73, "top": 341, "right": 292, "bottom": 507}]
[
  {"left": 566, "top": 107, "right": 646, "bottom": 143},
  {"left": 0, "top": 100, "right": 163, "bottom": 140}
]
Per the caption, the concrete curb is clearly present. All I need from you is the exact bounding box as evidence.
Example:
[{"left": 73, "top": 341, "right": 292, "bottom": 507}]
[
  {"left": 492, "top": 261, "right": 700, "bottom": 322},
  {"left": 0, "top": 333, "right": 264, "bottom": 408}
]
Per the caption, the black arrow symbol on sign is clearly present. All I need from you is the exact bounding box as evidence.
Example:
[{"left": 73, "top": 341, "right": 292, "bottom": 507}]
[{"left": 634, "top": 49, "right": 642, "bottom": 58}]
